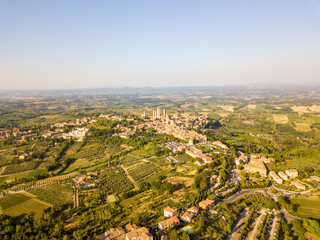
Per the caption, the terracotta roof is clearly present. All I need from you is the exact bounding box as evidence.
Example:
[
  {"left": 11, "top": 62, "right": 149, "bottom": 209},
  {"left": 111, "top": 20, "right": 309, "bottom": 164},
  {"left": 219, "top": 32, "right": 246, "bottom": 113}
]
[
  {"left": 164, "top": 206, "right": 177, "bottom": 214},
  {"left": 169, "top": 216, "right": 180, "bottom": 224}
]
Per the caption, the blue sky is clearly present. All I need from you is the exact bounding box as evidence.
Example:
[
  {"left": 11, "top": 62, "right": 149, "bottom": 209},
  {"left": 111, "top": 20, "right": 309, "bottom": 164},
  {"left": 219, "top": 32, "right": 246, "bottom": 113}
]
[{"left": 0, "top": 0, "right": 319, "bottom": 89}]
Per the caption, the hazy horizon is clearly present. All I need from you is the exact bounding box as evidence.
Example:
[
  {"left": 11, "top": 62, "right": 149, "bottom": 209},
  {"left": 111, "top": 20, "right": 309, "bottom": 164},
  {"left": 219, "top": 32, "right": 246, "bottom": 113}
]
[{"left": 1, "top": 0, "right": 320, "bottom": 89}]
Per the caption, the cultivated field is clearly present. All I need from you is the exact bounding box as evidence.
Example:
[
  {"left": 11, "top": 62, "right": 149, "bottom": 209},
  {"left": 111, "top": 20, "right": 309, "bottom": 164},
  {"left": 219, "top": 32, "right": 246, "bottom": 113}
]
[
  {"left": 99, "top": 167, "right": 134, "bottom": 195},
  {"left": 294, "top": 122, "right": 312, "bottom": 132},
  {"left": 127, "top": 162, "right": 160, "bottom": 182},
  {"left": 0, "top": 192, "right": 51, "bottom": 218},
  {"left": 290, "top": 196, "right": 320, "bottom": 219},
  {"left": 291, "top": 105, "right": 320, "bottom": 114},
  {"left": 26, "top": 182, "right": 74, "bottom": 205},
  {"left": 273, "top": 114, "right": 288, "bottom": 124}
]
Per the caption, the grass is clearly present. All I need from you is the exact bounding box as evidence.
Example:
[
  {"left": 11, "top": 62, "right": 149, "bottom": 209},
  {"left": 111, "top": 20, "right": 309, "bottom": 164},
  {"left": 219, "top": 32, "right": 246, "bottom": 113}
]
[
  {"left": 0, "top": 193, "right": 31, "bottom": 210},
  {"left": 294, "top": 122, "right": 311, "bottom": 132},
  {"left": 26, "top": 168, "right": 47, "bottom": 178},
  {"left": 0, "top": 176, "right": 8, "bottom": 184},
  {"left": 3, "top": 198, "right": 50, "bottom": 218},
  {"left": 0, "top": 192, "right": 51, "bottom": 218},
  {"left": 5, "top": 170, "right": 34, "bottom": 181},
  {"left": 290, "top": 196, "right": 320, "bottom": 219},
  {"left": 273, "top": 114, "right": 288, "bottom": 124},
  {"left": 64, "top": 158, "right": 91, "bottom": 173},
  {"left": 174, "top": 153, "right": 194, "bottom": 163}
]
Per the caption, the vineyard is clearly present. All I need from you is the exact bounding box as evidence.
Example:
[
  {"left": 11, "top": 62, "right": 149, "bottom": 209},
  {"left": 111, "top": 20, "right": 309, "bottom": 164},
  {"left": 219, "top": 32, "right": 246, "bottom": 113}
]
[
  {"left": 148, "top": 156, "right": 168, "bottom": 166},
  {"left": 99, "top": 167, "right": 134, "bottom": 196},
  {"left": 73, "top": 144, "right": 106, "bottom": 161},
  {"left": 26, "top": 182, "right": 74, "bottom": 205},
  {"left": 120, "top": 150, "right": 152, "bottom": 164},
  {"left": 174, "top": 153, "right": 194, "bottom": 163},
  {"left": 2, "top": 160, "right": 41, "bottom": 175},
  {"left": 127, "top": 162, "right": 160, "bottom": 182},
  {"left": 105, "top": 143, "right": 123, "bottom": 155}
]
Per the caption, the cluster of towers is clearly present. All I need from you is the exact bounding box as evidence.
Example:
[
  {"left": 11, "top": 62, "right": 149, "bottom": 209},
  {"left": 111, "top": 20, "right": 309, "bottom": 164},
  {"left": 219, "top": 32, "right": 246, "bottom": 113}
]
[
  {"left": 142, "top": 107, "right": 170, "bottom": 122},
  {"left": 153, "top": 107, "right": 166, "bottom": 119}
]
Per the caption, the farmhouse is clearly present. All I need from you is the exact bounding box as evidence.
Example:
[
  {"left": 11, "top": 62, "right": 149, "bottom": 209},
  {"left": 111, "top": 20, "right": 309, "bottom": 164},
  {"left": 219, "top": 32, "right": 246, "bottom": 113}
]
[
  {"left": 199, "top": 199, "right": 215, "bottom": 210},
  {"left": 187, "top": 206, "right": 200, "bottom": 214},
  {"left": 158, "top": 216, "right": 180, "bottom": 230},
  {"left": 126, "top": 227, "right": 153, "bottom": 240},
  {"left": 181, "top": 211, "right": 196, "bottom": 223},
  {"left": 96, "top": 227, "right": 126, "bottom": 240},
  {"left": 180, "top": 206, "right": 200, "bottom": 223},
  {"left": 163, "top": 206, "right": 177, "bottom": 217}
]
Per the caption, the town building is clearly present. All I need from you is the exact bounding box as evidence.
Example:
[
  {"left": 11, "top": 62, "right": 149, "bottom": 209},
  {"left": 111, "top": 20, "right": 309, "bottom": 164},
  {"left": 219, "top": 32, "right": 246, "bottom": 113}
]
[
  {"left": 158, "top": 216, "right": 180, "bottom": 230},
  {"left": 180, "top": 211, "right": 196, "bottom": 223},
  {"left": 269, "top": 171, "right": 283, "bottom": 184},
  {"left": 125, "top": 227, "right": 153, "bottom": 240},
  {"left": 235, "top": 155, "right": 248, "bottom": 165},
  {"left": 96, "top": 227, "right": 126, "bottom": 240},
  {"left": 180, "top": 206, "right": 200, "bottom": 223},
  {"left": 292, "top": 181, "right": 306, "bottom": 190},
  {"left": 212, "top": 141, "right": 228, "bottom": 149},
  {"left": 285, "top": 169, "right": 299, "bottom": 178},
  {"left": 244, "top": 159, "right": 268, "bottom": 176},
  {"left": 278, "top": 171, "right": 289, "bottom": 181},
  {"left": 199, "top": 199, "right": 215, "bottom": 210},
  {"left": 163, "top": 206, "right": 177, "bottom": 217},
  {"left": 187, "top": 206, "right": 200, "bottom": 214}
]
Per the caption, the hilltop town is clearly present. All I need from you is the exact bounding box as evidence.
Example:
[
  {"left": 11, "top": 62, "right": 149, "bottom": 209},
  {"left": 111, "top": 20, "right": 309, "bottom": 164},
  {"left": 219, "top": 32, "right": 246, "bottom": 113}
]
[{"left": 1, "top": 88, "right": 320, "bottom": 239}]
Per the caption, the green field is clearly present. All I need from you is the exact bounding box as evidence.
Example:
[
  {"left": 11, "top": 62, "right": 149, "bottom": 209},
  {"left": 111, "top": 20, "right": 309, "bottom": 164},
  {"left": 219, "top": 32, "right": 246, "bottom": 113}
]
[
  {"left": 0, "top": 193, "right": 31, "bottom": 210},
  {"left": 64, "top": 158, "right": 91, "bottom": 173},
  {"left": 290, "top": 197, "right": 320, "bottom": 219},
  {"left": 0, "top": 192, "right": 51, "bottom": 218},
  {"left": 0, "top": 176, "right": 8, "bottom": 183},
  {"left": 3, "top": 198, "right": 51, "bottom": 218}
]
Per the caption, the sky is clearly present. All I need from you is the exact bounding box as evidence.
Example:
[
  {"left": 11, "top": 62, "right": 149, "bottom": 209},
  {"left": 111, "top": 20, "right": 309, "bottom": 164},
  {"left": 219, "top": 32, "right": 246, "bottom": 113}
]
[{"left": 0, "top": 0, "right": 320, "bottom": 89}]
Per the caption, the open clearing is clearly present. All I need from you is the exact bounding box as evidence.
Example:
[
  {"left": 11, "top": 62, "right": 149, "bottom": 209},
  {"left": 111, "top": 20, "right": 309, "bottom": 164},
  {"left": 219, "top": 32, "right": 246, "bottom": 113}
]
[
  {"left": 273, "top": 114, "right": 288, "bottom": 124},
  {"left": 106, "top": 194, "right": 116, "bottom": 203},
  {"left": 290, "top": 196, "right": 320, "bottom": 219},
  {"left": 291, "top": 105, "right": 320, "bottom": 114},
  {"left": 165, "top": 176, "right": 194, "bottom": 187},
  {"left": 217, "top": 112, "right": 230, "bottom": 117},
  {"left": 294, "top": 122, "right": 311, "bottom": 132},
  {"left": 220, "top": 105, "right": 235, "bottom": 112}
]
